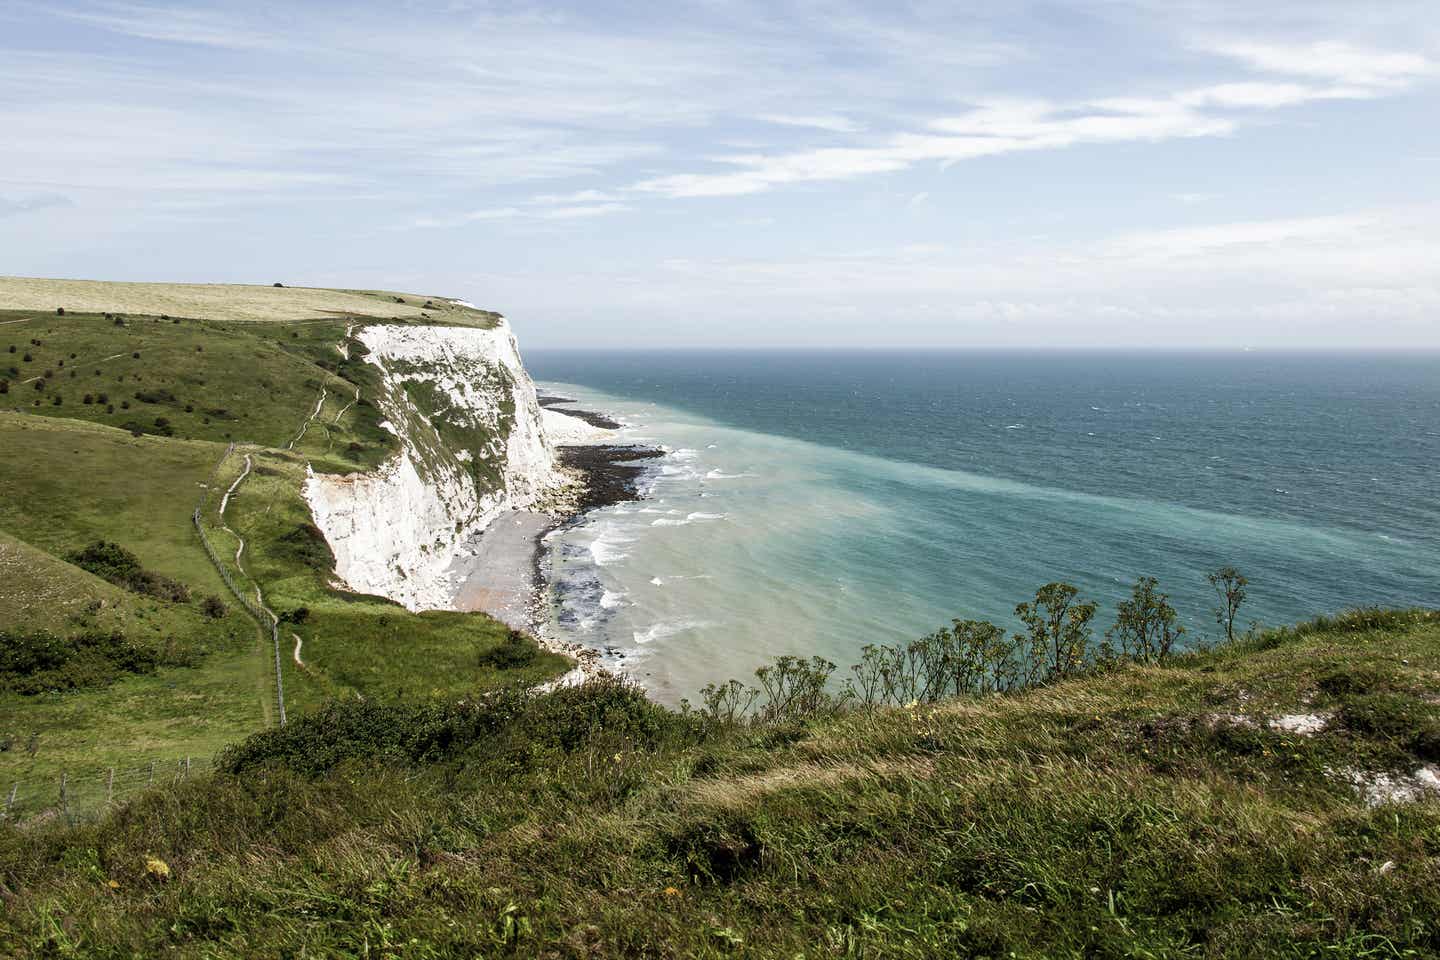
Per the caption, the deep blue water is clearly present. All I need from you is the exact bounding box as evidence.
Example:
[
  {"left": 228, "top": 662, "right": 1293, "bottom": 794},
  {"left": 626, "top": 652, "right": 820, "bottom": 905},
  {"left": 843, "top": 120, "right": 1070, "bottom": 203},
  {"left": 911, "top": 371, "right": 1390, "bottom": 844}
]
[{"left": 527, "top": 350, "right": 1440, "bottom": 697}]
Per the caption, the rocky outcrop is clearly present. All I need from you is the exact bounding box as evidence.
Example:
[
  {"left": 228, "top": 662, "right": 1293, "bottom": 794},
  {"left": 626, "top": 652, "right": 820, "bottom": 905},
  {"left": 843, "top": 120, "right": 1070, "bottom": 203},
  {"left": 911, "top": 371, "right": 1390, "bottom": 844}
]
[{"left": 304, "top": 318, "right": 567, "bottom": 610}]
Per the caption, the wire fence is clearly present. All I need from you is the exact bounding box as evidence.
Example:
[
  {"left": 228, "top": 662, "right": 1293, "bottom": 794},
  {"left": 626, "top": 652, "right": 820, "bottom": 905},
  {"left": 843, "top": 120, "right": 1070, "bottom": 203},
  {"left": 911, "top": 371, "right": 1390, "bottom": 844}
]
[
  {"left": 2, "top": 755, "right": 214, "bottom": 825},
  {"left": 192, "top": 443, "right": 286, "bottom": 725}
]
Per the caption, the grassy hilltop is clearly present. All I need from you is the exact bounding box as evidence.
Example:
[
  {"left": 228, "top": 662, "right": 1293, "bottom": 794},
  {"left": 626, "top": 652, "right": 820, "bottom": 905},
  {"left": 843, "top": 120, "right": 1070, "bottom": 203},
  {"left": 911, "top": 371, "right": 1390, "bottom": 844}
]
[
  {"left": 1, "top": 611, "right": 1438, "bottom": 956},
  {"left": 0, "top": 279, "right": 566, "bottom": 810}
]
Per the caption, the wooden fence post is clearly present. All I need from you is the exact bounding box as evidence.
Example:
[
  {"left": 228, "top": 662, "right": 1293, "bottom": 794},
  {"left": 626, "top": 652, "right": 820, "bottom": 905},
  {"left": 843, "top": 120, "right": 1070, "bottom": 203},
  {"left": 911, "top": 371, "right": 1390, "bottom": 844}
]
[
  {"left": 4, "top": 783, "right": 15, "bottom": 821},
  {"left": 106, "top": 767, "right": 115, "bottom": 805},
  {"left": 148, "top": 762, "right": 155, "bottom": 785},
  {"left": 59, "top": 771, "right": 67, "bottom": 815}
]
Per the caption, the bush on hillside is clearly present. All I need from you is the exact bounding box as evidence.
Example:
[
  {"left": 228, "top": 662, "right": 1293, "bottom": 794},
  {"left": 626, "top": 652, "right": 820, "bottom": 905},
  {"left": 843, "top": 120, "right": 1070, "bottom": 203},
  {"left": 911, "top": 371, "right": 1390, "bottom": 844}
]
[
  {"left": 0, "top": 629, "right": 161, "bottom": 695},
  {"left": 65, "top": 541, "right": 191, "bottom": 603},
  {"left": 478, "top": 630, "right": 537, "bottom": 669},
  {"left": 219, "top": 674, "right": 686, "bottom": 777},
  {"left": 275, "top": 523, "right": 334, "bottom": 572}
]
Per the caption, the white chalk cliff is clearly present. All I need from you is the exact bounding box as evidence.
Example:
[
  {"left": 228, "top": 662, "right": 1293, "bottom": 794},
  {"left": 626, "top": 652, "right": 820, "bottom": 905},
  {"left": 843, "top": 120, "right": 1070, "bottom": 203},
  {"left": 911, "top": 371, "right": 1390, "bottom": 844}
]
[{"left": 304, "top": 319, "right": 566, "bottom": 610}]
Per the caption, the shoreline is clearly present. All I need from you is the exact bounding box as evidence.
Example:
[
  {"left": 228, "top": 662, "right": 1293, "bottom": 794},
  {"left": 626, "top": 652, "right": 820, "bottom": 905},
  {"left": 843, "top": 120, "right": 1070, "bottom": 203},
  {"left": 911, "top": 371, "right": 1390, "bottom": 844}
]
[{"left": 448, "top": 404, "right": 663, "bottom": 684}]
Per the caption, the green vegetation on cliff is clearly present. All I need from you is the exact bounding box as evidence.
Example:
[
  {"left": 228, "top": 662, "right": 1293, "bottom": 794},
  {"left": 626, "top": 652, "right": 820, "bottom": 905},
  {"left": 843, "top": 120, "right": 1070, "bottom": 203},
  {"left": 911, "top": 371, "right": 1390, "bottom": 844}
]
[
  {"left": 2, "top": 610, "right": 1438, "bottom": 957},
  {"left": 0, "top": 281, "right": 567, "bottom": 816}
]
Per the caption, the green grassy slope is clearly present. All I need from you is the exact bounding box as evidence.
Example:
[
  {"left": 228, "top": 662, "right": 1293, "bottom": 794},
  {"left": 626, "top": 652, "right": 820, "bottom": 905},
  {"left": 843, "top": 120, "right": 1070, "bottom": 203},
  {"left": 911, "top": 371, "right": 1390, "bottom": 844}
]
[
  {"left": 0, "top": 529, "right": 263, "bottom": 807},
  {"left": 1, "top": 611, "right": 1437, "bottom": 958},
  {"left": 0, "top": 282, "right": 566, "bottom": 816}
]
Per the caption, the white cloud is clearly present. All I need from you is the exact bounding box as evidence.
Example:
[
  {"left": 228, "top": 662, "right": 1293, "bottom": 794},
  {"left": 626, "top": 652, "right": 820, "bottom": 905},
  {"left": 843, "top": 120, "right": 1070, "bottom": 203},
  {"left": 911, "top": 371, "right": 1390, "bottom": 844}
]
[
  {"left": 757, "top": 113, "right": 864, "bottom": 133},
  {"left": 1206, "top": 40, "right": 1435, "bottom": 88}
]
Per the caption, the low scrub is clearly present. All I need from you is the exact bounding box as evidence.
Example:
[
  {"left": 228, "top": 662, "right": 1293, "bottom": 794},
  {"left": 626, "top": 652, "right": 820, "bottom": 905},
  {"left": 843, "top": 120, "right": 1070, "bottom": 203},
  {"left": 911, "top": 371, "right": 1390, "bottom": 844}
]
[
  {"left": 0, "top": 629, "right": 165, "bottom": 694},
  {"left": 218, "top": 674, "right": 690, "bottom": 778},
  {"left": 65, "top": 541, "right": 191, "bottom": 603}
]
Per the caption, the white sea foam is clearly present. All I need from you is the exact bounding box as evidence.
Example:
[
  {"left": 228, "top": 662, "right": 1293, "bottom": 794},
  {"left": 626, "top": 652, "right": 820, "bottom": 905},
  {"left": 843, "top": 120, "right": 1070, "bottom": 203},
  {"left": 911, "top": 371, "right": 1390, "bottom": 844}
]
[
  {"left": 589, "top": 535, "right": 635, "bottom": 565},
  {"left": 649, "top": 574, "right": 713, "bottom": 586},
  {"left": 705, "top": 469, "right": 757, "bottom": 480},
  {"left": 600, "top": 590, "right": 626, "bottom": 610},
  {"left": 633, "top": 619, "right": 710, "bottom": 645}
]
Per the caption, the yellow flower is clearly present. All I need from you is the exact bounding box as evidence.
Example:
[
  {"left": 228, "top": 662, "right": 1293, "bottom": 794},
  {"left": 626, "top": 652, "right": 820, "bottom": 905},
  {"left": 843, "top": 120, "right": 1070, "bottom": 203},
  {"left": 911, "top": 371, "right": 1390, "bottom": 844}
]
[
  {"left": 664, "top": 886, "right": 682, "bottom": 898},
  {"left": 144, "top": 857, "right": 171, "bottom": 881},
  {"left": 106, "top": 879, "right": 120, "bottom": 889}
]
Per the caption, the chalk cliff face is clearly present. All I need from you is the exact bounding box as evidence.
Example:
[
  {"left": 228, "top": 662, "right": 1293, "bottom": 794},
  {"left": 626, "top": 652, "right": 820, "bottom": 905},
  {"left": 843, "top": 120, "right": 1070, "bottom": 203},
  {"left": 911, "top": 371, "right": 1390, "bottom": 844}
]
[{"left": 304, "top": 319, "right": 564, "bottom": 610}]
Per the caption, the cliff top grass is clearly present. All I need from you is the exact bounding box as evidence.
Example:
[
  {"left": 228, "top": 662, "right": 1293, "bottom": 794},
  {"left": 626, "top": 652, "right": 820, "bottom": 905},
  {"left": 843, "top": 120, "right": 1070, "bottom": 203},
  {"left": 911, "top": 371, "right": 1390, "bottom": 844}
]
[
  {"left": 1, "top": 610, "right": 1437, "bottom": 958},
  {"left": 0, "top": 277, "right": 500, "bottom": 327}
]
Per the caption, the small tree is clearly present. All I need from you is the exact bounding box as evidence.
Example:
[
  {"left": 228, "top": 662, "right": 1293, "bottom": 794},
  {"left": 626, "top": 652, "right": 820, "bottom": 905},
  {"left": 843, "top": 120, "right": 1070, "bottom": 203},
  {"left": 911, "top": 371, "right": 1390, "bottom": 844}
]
[
  {"left": 1107, "top": 576, "right": 1184, "bottom": 664},
  {"left": 1015, "top": 582, "right": 1097, "bottom": 682},
  {"left": 1208, "top": 566, "right": 1248, "bottom": 643}
]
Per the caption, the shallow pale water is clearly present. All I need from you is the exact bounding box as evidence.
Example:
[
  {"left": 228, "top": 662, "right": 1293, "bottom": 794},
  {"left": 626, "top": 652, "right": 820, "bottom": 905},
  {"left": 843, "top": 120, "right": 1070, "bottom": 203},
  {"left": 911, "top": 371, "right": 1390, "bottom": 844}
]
[{"left": 528, "top": 350, "right": 1440, "bottom": 703}]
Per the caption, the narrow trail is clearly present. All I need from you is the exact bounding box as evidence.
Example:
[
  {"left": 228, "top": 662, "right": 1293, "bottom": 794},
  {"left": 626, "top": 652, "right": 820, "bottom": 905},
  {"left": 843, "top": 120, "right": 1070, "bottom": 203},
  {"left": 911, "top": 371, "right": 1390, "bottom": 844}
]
[
  {"left": 217, "top": 454, "right": 280, "bottom": 628},
  {"left": 332, "top": 385, "right": 359, "bottom": 424},
  {"left": 292, "top": 633, "right": 306, "bottom": 668},
  {"left": 287, "top": 386, "right": 327, "bottom": 450},
  {"left": 0, "top": 317, "right": 32, "bottom": 326}
]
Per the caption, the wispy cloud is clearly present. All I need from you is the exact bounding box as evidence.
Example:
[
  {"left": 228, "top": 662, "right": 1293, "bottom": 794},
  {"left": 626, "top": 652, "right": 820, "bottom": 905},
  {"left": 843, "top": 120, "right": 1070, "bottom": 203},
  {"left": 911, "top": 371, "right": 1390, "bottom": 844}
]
[
  {"left": 632, "top": 38, "right": 1435, "bottom": 199},
  {"left": 757, "top": 113, "right": 864, "bottom": 134}
]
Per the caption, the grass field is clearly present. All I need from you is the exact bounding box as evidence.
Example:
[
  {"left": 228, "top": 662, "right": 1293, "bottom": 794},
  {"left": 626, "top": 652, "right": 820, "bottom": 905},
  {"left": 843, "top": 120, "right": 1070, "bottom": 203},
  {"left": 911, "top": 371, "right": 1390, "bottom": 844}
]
[
  {"left": 0, "top": 277, "right": 500, "bottom": 326},
  {"left": 0, "top": 529, "right": 265, "bottom": 808},
  {"left": 1, "top": 611, "right": 1436, "bottom": 956},
  {"left": 0, "top": 279, "right": 567, "bottom": 821}
]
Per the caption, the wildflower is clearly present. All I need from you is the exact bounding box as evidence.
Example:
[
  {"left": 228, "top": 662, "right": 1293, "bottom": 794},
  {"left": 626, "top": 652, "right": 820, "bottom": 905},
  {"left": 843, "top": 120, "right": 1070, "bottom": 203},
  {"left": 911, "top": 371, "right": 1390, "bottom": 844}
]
[
  {"left": 144, "top": 857, "right": 170, "bottom": 881},
  {"left": 664, "top": 886, "right": 682, "bottom": 898}
]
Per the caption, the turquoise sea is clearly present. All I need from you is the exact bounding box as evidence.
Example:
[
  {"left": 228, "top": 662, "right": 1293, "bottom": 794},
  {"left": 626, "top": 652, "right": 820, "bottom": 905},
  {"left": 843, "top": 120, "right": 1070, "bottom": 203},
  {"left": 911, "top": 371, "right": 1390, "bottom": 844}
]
[{"left": 527, "top": 350, "right": 1440, "bottom": 702}]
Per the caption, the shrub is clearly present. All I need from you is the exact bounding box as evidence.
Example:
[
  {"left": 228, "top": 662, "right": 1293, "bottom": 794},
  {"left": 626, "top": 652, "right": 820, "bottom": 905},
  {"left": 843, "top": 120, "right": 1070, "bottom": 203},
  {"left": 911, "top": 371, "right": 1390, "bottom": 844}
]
[
  {"left": 6, "top": 345, "right": 13, "bottom": 353},
  {"left": 82, "top": 394, "right": 94, "bottom": 404},
  {"left": 131, "top": 351, "right": 140, "bottom": 359},
  {"left": 33, "top": 380, "right": 43, "bottom": 392},
  {"left": 201, "top": 596, "right": 227, "bottom": 619},
  {"left": 0, "top": 380, "right": 7, "bottom": 395},
  {"left": 0, "top": 629, "right": 161, "bottom": 695},
  {"left": 55, "top": 307, "right": 64, "bottom": 316},
  {"left": 1015, "top": 582, "right": 1097, "bottom": 682},
  {"left": 51, "top": 395, "right": 62, "bottom": 406},
  {"left": 219, "top": 675, "right": 674, "bottom": 778},
  {"left": 106, "top": 404, "right": 115, "bottom": 414},
  {"left": 151, "top": 417, "right": 173, "bottom": 436},
  {"left": 479, "top": 630, "right": 537, "bottom": 669},
  {"left": 97, "top": 392, "right": 108, "bottom": 403},
  {"left": 279, "top": 607, "right": 310, "bottom": 625},
  {"left": 66, "top": 541, "right": 191, "bottom": 603},
  {"left": 22, "top": 352, "right": 31, "bottom": 362},
  {"left": 1105, "top": 576, "right": 1184, "bottom": 664},
  {"left": 121, "top": 400, "right": 130, "bottom": 409},
  {"left": 277, "top": 524, "right": 334, "bottom": 572}
]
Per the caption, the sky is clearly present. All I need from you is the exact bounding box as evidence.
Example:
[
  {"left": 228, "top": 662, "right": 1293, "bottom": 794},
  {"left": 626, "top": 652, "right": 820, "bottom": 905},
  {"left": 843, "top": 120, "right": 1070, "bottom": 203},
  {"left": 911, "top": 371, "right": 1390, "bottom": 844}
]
[{"left": 2, "top": 1, "right": 1438, "bottom": 348}]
